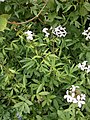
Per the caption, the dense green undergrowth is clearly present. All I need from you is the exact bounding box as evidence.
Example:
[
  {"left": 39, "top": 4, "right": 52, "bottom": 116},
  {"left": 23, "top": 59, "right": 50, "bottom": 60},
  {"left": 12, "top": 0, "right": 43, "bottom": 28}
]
[{"left": 0, "top": 0, "right": 90, "bottom": 120}]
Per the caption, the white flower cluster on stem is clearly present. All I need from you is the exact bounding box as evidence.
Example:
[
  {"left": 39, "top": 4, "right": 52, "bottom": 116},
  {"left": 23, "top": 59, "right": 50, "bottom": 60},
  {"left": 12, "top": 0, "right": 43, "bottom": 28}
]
[
  {"left": 24, "top": 30, "right": 34, "bottom": 40},
  {"left": 0, "top": 0, "right": 5, "bottom": 2},
  {"left": 42, "top": 25, "right": 67, "bottom": 38},
  {"left": 52, "top": 25, "right": 67, "bottom": 37},
  {"left": 82, "top": 27, "right": 90, "bottom": 40},
  {"left": 78, "top": 61, "right": 90, "bottom": 73},
  {"left": 64, "top": 85, "right": 86, "bottom": 108}
]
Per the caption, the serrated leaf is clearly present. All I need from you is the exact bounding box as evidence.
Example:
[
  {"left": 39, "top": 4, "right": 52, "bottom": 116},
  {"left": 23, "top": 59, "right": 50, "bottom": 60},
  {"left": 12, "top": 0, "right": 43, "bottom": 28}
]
[{"left": 0, "top": 17, "right": 7, "bottom": 31}]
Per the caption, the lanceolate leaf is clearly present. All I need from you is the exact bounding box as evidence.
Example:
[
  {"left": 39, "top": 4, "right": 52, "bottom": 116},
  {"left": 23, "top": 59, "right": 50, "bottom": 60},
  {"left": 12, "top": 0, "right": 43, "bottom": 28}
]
[{"left": 0, "top": 17, "right": 7, "bottom": 31}]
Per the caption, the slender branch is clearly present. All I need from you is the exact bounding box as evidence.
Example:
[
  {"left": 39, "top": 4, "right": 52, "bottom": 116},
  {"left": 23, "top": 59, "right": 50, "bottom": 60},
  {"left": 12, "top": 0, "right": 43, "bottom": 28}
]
[{"left": 7, "top": 0, "right": 48, "bottom": 25}]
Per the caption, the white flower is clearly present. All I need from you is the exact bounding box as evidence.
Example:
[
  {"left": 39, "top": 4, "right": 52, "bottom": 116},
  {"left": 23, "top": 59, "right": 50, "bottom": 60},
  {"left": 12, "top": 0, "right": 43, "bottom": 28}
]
[
  {"left": 45, "top": 32, "right": 50, "bottom": 37},
  {"left": 42, "top": 28, "right": 48, "bottom": 33},
  {"left": 72, "top": 98, "right": 78, "bottom": 103},
  {"left": 70, "top": 85, "right": 79, "bottom": 92},
  {"left": 82, "top": 61, "right": 87, "bottom": 66},
  {"left": 64, "top": 85, "right": 86, "bottom": 108},
  {"left": 0, "top": 0, "right": 5, "bottom": 2},
  {"left": 78, "top": 100, "right": 85, "bottom": 108},
  {"left": 24, "top": 30, "right": 33, "bottom": 36},
  {"left": 24, "top": 30, "right": 34, "bottom": 40},
  {"left": 76, "top": 95, "right": 85, "bottom": 108},
  {"left": 42, "top": 28, "right": 50, "bottom": 37},
  {"left": 82, "top": 27, "right": 90, "bottom": 40},
  {"left": 78, "top": 61, "right": 90, "bottom": 73},
  {"left": 86, "top": 32, "right": 90, "bottom": 40},
  {"left": 27, "top": 36, "right": 33, "bottom": 40},
  {"left": 86, "top": 65, "right": 90, "bottom": 73},
  {"left": 64, "top": 94, "right": 73, "bottom": 103},
  {"left": 82, "top": 30, "right": 88, "bottom": 36},
  {"left": 64, "top": 90, "right": 73, "bottom": 103},
  {"left": 78, "top": 61, "right": 87, "bottom": 71},
  {"left": 71, "top": 92, "right": 75, "bottom": 97},
  {"left": 81, "top": 94, "right": 86, "bottom": 101},
  {"left": 77, "top": 95, "right": 81, "bottom": 101},
  {"left": 52, "top": 25, "right": 67, "bottom": 37}
]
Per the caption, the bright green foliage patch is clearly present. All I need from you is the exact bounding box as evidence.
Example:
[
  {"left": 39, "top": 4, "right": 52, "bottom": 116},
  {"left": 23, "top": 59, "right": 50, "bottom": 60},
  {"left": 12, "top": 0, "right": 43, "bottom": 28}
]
[{"left": 0, "top": 0, "right": 90, "bottom": 120}]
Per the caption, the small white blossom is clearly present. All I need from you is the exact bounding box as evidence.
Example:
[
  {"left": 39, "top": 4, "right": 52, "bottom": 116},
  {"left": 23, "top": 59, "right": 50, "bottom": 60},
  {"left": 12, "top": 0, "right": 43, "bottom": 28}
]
[
  {"left": 78, "top": 100, "right": 85, "bottom": 108},
  {"left": 82, "top": 27, "right": 90, "bottom": 40},
  {"left": 82, "top": 61, "right": 87, "bottom": 66},
  {"left": 78, "top": 61, "right": 87, "bottom": 71},
  {"left": 78, "top": 61, "right": 90, "bottom": 73},
  {"left": 52, "top": 25, "right": 67, "bottom": 37},
  {"left": 81, "top": 94, "right": 86, "bottom": 101},
  {"left": 72, "top": 98, "right": 78, "bottom": 103},
  {"left": 42, "top": 28, "right": 50, "bottom": 37},
  {"left": 0, "top": 0, "right": 5, "bottom": 2},
  {"left": 86, "top": 65, "right": 90, "bottom": 73},
  {"left": 70, "top": 85, "right": 79, "bottom": 92},
  {"left": 24, "top": 30, "right": 34, "bottom": 40},
  {"left": 42, "top": 28, "right": 48, "bottom": 33},
  {"left": 64, "top": 95, "right": 73, "bottom": 103},
  {"left": 77, "top": 95, "right": 81, "bottom": 101},
  {"left": 77, "top": 95, "right": 85, "bottom": 108},
  {"left": 71, "top": 92, "right": 75, "bottom": 97}
]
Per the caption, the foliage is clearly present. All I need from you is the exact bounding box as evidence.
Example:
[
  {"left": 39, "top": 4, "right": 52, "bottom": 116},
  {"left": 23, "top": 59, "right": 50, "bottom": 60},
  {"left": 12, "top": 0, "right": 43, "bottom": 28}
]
[{"left": 0, "top": 0, "right": 90, "bottom": 119}]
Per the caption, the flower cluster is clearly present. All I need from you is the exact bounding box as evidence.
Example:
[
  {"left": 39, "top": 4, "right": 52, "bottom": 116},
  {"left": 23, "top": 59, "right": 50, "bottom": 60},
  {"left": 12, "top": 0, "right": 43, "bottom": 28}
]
[
  {"left": 64, "top": 85, "right": 86, "bottom": 108},
  {"left": 78, "top": 61, "right": 90, "bottom": 73},
  {"left": 0, "top": 0, "right": 5, "bottom": 2},
  {"left": 82, "top": 27, "right": 90, "bottom": 40},
  {"left": 42, "top": 25, "right": 67, "bottom": 38},
  {"left": 52, "top": 25, "right": 67, "bottom": 37},
  {"left": 24, "top": 30, "right": 34, "bottom": 40}
]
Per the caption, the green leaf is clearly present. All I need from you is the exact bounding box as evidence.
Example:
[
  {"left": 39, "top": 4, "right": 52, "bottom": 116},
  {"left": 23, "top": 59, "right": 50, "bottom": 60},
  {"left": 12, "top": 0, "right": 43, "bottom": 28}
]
[
  {"left": 0, "top": 14, "right": 10, "bottom": 19},
  {"left": 53, "top": 99, "right": 59, "bottom": 110},
  {"left": 57, "top": 110, "right": 66, "bottom": 120},
  {"left": 36, "top": 115, "right": 42, "bottom": 120},
  {"left": 84, "top": 2, "right": 90, "bottom": 11},
  {"left": 79, "top": 6, "right": 88, "bottom": 16},
  {"left": 63, "top": 5, "right": 72, "bottom": 13},
  {"left": 25, "top": 100, "right": 33, "bottom": 106},
  {"left": 18, "top": 96, "right": 33, "bottom": 105},
  {"left": 39, "top": 91, "right": 49, "bottom": 95},
  {"left": 43, "top": 60, "right": 51, "bottom": 67},
  {"left": 42, "top": 100, "right": 47, "bottom": 107},
  {"left": 86, "top": 52, "right": 90, "bottom": 64},
  {"left": 0, "top": 37, "right": 5, "bottom": 43},
  {"left": 23, "top": 74, "right": 27, "bottom": 88},
  {"left": 24, "top": 103, "right": 30, "bottom": 113},
  {"left": 13, "top": 102, "right": 23, "bottom": 108},
  {"left": 36, "top": 84, "right": 43, "bottom": 93},
  {"left": 0, "top": 17, "right": 7, "bottom": 31},
  {"left": 18, "top": 96, "right": 26, "bottom": 101}
]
